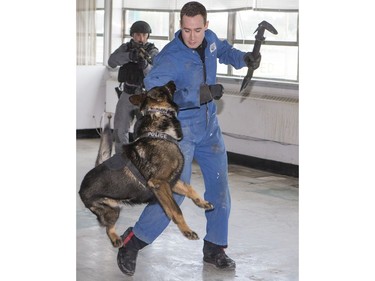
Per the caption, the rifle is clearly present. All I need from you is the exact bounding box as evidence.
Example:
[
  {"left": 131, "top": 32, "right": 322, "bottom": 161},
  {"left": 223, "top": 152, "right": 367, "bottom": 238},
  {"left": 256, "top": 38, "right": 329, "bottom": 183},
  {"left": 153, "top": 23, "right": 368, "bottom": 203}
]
[{"left": 132, "top": 42, "right": 152, "bottom": 64}]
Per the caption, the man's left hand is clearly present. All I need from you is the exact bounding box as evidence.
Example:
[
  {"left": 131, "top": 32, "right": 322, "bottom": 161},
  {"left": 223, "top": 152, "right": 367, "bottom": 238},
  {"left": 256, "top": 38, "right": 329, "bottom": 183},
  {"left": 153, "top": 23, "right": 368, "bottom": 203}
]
[
  {"left": 137, "top": 56, "right": 148, "bottom": 69},
  {"left": 244, "top": 52, "right": 261, "bottom": 70}
]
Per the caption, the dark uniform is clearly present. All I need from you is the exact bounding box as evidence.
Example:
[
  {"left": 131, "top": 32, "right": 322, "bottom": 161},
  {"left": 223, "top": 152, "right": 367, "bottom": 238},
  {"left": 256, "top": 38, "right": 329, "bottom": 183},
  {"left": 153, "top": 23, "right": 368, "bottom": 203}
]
[{"left": 108, "top": 21, "right": 159, "bottom": 153}]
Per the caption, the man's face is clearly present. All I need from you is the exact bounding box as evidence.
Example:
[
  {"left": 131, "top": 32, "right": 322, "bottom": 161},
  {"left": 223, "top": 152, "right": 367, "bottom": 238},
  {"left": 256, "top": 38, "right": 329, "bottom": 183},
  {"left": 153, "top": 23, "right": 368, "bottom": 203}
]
[
  {"left": 133, "top": 33, "right": 148, "bottom": 44},
  {"left": 180, "top": 15, "right": 208, "bottom": 49}
]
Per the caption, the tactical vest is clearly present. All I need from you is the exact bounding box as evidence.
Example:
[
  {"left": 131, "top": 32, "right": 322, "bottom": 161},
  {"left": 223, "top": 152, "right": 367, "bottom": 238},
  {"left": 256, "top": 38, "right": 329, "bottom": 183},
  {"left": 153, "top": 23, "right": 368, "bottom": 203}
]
[{"left": 117, "top": 42, "right": 156, "bottom": 85}]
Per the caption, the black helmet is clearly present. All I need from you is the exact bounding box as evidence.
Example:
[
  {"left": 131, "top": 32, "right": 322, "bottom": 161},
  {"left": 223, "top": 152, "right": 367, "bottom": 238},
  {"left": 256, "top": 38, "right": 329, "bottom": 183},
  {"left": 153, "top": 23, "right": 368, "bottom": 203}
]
[{"left": 130, "top": 21, "right": 152, "bottom": 36}]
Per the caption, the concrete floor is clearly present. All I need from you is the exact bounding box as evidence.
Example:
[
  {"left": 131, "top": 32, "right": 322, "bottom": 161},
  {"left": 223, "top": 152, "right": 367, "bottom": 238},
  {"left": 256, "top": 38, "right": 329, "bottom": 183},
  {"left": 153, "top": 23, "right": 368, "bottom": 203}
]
[{"left": 76, "top": 138, "right": 299, "bottom": 281}]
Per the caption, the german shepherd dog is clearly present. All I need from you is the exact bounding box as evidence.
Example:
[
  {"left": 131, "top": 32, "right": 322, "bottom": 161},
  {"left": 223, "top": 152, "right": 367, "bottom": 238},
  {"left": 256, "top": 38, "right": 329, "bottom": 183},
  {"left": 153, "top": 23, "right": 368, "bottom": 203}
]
[{"left": 79, "top": 81, "right": 214, "bottom": 248}]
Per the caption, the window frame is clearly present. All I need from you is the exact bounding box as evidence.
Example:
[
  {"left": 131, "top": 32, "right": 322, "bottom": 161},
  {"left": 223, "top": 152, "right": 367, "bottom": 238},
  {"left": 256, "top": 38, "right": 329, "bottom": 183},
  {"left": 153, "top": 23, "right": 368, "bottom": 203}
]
[
  {"left": 99, "top": 7, "right": 299, "bottom": 84},
  {"left": 229, "top": 8, "right": 299, "bottom": 83},
  {"left": 95, "top": 7, "right": 105, "bottom": 64}
]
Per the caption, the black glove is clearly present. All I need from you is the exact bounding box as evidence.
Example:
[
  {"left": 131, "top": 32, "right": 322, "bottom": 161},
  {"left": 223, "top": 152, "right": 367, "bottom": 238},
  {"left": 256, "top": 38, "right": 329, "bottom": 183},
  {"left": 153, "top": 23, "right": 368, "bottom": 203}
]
[
  {"left": 137, "top": 56, "right": 148, "bottom": 69},
  {"left": 128, "top": 48, "right": 139, "bottom": 62},
  {"left": 244, "top": 52, "right": 261, "bottom": 70},
  {"left": 209, "top": 84, "right": 224, "bottom": 100},
  {"left": 139, "top": 48, "right": 152, "bottom": 64}
]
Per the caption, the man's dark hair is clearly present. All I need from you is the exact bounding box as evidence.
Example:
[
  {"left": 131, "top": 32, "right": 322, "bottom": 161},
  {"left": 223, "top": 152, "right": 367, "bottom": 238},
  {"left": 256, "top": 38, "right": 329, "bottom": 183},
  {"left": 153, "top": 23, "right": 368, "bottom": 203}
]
[{"left": 180, "top": 1, "right": 207, "bottom": 24}]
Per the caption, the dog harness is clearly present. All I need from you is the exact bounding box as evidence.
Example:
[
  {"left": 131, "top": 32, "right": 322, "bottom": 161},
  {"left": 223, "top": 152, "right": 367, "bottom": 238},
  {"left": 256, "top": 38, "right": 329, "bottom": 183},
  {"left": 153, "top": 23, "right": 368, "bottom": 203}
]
[
  {"left": 104, "top": 131, "right": 179, "bottom": 188},
  {"left": 135, "top": 131, "right": 179, "bottom": 145},
  {"left": 104, "top": 153, "right": 149, "bottom": 188},
  {"left": 143, "top": 108, "right": 176, "bottom": 118}
]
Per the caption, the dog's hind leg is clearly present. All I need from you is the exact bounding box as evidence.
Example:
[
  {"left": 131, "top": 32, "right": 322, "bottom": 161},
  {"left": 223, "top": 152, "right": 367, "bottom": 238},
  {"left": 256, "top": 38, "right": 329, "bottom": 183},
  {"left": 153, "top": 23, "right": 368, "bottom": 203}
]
[
  {"left": 148, "top": 179, "right": 199, "bottom": 240},
  {"left": 172, "top": 180, "right": 214, "bottom": 210},
  {"left": 89, "top": 198, "right": 123, "bottom": 248}
]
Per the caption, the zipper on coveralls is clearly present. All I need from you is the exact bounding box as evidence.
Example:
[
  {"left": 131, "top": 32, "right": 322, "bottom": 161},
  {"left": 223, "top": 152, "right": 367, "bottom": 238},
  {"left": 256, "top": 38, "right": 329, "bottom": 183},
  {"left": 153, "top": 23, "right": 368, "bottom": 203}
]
[
  {"left": 205, "top": 103, "right": 209, "bottom": 129},
  {"left": 202, "top": 61, "right": 210, "bottom": 129}
]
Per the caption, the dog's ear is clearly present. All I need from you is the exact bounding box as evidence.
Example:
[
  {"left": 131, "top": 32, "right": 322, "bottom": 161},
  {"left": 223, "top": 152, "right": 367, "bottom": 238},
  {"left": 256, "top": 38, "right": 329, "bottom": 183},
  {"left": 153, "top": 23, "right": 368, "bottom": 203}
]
[
  {"left": 164, "top": 81, "right": 176, "bottom": 96},
  {"left": 129, "top": 94, "right": 146, "bottom": 106}
]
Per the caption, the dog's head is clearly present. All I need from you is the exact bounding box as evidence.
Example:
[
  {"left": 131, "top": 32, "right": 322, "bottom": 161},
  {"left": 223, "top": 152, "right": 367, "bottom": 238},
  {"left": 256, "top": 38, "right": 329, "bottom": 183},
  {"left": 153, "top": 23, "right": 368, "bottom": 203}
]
[{"left": 129, "top": 81, "right": 178, "bottom": 114}]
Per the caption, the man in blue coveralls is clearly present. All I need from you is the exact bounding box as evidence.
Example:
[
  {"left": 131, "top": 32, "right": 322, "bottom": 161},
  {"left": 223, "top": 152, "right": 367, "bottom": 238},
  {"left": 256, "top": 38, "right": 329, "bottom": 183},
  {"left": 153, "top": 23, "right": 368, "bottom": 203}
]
[{"left": 116, "top": 1, "right": 261, "bottom": 276}]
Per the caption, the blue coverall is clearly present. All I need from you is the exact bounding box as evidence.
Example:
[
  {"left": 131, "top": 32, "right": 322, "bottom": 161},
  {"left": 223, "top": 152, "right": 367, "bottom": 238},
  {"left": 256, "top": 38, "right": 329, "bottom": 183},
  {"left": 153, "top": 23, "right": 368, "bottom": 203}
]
[{"left": 134, "top": 29, "right": 247, "bottom": 247}]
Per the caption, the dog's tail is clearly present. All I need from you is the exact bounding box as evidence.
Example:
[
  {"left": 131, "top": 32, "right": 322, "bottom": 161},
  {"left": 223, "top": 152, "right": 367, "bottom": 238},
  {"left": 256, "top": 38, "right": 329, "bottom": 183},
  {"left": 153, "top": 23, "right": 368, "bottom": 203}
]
[{"left": 95, "top": 112, "right": 113, "bottom": 167}]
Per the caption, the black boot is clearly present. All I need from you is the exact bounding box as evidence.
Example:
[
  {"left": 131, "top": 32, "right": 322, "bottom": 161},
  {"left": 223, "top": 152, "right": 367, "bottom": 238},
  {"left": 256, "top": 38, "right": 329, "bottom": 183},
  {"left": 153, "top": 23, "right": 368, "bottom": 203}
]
[
  {"left": 203, "top": 240, "right": 236, "bottom": 270},
  {"left": 117, "top": 227, "right": 148, "bottom": 276}
]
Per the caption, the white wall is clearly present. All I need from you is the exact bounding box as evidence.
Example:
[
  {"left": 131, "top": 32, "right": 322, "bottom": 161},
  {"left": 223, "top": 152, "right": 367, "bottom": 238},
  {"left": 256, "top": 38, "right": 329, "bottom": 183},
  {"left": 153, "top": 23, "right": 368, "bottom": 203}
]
[
  {"left": 217, "top": 79, "right": 299, "bottom": 165},
  {"left": 76, "top": 65, "right": 109, "bottom": 129}
]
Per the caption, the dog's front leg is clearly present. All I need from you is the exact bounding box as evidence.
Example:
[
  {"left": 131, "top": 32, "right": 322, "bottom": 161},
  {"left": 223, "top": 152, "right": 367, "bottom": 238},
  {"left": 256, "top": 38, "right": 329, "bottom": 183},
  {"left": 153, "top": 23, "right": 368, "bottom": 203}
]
[
  {"left": 148, "top": 179, "right": 199, "bottom": 240},
  {"left": 172, "top": 180, "right": 214, "bottom": 210}
]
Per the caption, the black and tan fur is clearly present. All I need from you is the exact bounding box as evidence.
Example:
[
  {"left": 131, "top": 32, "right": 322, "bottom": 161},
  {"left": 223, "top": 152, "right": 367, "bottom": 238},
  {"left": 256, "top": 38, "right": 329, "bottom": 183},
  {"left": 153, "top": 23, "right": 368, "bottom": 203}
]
[{"left": 79, "top": 81, "right": 214, "bottom": 248}]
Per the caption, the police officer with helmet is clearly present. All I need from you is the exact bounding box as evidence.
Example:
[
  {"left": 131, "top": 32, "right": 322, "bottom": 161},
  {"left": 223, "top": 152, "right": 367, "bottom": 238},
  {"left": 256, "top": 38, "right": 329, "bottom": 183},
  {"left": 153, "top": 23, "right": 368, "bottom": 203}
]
[{"left": 108, "top": 21, "right": 159, "bottom": 153}]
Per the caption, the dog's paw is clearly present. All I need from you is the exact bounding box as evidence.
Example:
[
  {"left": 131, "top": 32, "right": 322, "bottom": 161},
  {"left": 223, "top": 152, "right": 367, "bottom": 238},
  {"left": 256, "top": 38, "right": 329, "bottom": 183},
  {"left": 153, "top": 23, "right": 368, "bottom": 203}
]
[
  {"left": 204, "top": 201, "right": 214, "bottom": 210},
  {"left": 183, "top": 230, "right": 199, "bottom": 240},
  {"left": 194, "top": 198, "right": 215, "bottom": 210},
  {"left": 112, "top": 238, "right": 123, "bottom": 248}
]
